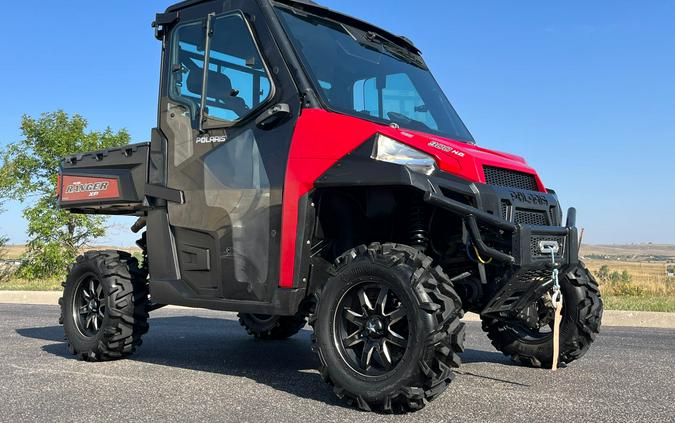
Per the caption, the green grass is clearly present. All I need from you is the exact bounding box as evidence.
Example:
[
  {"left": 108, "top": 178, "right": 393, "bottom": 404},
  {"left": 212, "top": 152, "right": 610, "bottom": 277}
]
[
  {"left": 0, "top": 278, "right": 63, "bottom": 291},
  {"left": 602, "top": 295, "right": 675, "bottom": 313}
]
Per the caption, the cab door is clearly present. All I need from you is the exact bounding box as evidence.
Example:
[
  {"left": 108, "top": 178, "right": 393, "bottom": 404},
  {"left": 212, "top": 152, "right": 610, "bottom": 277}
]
[{"left": 157, "top": 1, "right": 299, "bottom": 302}]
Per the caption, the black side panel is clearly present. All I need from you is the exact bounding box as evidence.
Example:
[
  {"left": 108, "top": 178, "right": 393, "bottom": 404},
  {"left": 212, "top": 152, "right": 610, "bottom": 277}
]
[
  {"left": 150, "top": 280, "right": 307, "bottom": 315},
  {"left": 146, "top": 208, "right": 181, "bottom": 281},
  {"left": 149, "top": 128, "right": 168, "bottom": 187},
  {"left": 173, "top": 227, "right": 219, "bottom": 296}
]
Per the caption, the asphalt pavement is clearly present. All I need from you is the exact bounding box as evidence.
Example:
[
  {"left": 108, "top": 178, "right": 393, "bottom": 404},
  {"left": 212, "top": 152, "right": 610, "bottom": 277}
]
[{"left": 1, "top": 304, "right": 673, "bottom": 423}]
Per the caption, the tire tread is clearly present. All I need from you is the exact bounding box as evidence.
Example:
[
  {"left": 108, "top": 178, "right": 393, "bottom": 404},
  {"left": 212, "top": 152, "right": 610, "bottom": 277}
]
[
  {"left": 310, "top": 243, "right": 465, "bottom": 413},
  {"left": 59, "top": 250, "right": 149, "bottom": 361}
]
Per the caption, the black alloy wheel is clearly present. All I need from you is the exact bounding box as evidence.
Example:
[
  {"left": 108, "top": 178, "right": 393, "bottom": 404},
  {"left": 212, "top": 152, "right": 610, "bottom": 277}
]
[
  {"left": 73, "top": 275, "right": 106, "bottom": 337},
  {"left": 334, "top": 282, "right": 410, "bottom": 376},
  {"left": 515, "top": 293, "right": 557, "bottom": 338}
]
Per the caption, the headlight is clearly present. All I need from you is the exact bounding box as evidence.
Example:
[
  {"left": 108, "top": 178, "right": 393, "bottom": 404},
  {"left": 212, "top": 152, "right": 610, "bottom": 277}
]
[{"left": 372, "top": 134, "right": 437, "bottom": 175}]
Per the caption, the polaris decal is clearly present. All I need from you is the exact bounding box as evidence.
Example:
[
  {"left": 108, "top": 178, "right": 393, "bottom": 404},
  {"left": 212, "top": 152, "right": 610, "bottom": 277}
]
[
  {"left": 510, "top": 191, "right": 549, "bottom": 206},
  {"left": 196, "top": 134, "right": 228, "bottom": 144},
  {"left": 60, "top": 176, "right": 120, "bottom": 202},
  {"left": 427, "top": 141, "right": 465, "bottom": 157}
]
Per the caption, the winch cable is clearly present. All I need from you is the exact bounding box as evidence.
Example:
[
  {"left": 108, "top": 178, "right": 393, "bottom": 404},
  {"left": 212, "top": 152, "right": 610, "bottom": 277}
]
[{"left": 549, "top": 249, "right": 563, "bottom": 371}]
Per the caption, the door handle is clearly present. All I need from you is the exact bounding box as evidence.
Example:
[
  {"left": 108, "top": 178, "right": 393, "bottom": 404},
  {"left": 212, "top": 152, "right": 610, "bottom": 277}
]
[{"left": 255, "top": 103, "right": 291, "bottom": 129}]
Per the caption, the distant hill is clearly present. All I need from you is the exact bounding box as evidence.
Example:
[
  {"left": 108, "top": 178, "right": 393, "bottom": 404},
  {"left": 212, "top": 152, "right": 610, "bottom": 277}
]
[
  {"left": 580, "top": 244, "right": 675, "bottom": 262},
  {"left": 6, "top": 243, "right": 674, "bottom": 261}
]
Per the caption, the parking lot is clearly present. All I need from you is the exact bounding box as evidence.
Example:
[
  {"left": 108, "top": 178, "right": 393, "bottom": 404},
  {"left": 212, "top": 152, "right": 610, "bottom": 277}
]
[{"left": 1, "top": 304, "right": 673, "bottom": 422}]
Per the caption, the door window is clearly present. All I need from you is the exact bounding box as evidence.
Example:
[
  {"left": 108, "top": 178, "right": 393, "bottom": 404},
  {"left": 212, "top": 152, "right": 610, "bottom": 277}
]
[
  {"left": 170, "top": 21, "right": 206, "bottom": 126},
  {"left": 169, "top": 13, "right": 273, "bottom": 127}
]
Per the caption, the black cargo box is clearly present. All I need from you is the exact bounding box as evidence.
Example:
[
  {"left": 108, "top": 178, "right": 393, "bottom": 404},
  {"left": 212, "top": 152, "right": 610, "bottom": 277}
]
[{"left": 58, "top": 143, "right": 150, "bottom": 215}]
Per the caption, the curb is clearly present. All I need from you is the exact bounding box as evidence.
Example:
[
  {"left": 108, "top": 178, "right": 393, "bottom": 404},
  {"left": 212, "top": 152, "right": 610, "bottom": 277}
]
[
  {"left": 1, "top": 291, "right": 674, "bottom": 329},
  {"left": 0, "top": 291, "right": 63, "bottom": 305}
]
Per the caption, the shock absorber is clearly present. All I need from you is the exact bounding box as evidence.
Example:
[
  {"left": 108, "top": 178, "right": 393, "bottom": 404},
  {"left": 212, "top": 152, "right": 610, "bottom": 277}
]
[
  {"left": 135, "top": 232, "right": 149, "bottom": 278},
  {"left": 409, "top": 202, "right": 429, "bottom": 251},
  {"left": 132, "top": 217, "right": 149, "bottom": 278}
]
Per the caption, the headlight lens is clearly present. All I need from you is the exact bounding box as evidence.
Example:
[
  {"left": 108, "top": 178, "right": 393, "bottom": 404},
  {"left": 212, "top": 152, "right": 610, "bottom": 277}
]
[{"left": 372, "top": 134, "right": 437, "bottom": 175}]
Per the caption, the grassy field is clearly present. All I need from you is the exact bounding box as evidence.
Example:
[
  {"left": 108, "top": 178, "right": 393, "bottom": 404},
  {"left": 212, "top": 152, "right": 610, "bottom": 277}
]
[
  {"left": 602, "top": 295, "right": 675, "bottom": 312},
  {"left": 1, "top": 245, "right": 140, "bottom": 291},
  {"left": 2, "top": 244, "right": 674, "bottom": 312},
  {"left": 582, "top": 245, "right": 675, "bottom": 312}
]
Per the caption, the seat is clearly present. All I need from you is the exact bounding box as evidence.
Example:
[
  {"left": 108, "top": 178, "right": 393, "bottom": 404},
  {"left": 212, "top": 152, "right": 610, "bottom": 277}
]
[{"left": 184, "top": 59, "right": 250, "bottom": 119}]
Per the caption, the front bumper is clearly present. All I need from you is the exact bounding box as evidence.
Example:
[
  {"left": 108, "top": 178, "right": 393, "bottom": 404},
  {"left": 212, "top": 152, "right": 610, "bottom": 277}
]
[
  {"left": 424, "top": 189, "right": 580, "bottom": 317},
  {"left": 316, "top": 146, "right": 581, "bottom": 317},
  {"left": 424, "top": 191, "right": 579, "bottom": 268}
]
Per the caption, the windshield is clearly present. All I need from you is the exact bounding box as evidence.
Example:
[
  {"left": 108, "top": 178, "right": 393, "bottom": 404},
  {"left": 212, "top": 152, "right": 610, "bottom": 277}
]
[{"left": 275, "top": 6, "right": 474, "bottom": 143}]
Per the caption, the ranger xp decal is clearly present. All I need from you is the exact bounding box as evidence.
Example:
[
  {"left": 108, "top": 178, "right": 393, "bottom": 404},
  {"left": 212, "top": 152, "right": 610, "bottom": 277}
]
[{"left": 60, "top": 176, "right": 120, "bottom": 202}]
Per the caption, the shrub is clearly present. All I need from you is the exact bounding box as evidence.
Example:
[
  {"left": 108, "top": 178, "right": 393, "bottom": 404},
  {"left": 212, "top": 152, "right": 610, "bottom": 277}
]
[{"left": 0, "top": 235, "right": 15, "bottom": 283}]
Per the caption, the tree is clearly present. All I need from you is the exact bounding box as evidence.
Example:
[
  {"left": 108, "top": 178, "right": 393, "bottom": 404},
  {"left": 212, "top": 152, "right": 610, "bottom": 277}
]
[{"left": 0, "top": 111, "right": 130, "bottom": 278}]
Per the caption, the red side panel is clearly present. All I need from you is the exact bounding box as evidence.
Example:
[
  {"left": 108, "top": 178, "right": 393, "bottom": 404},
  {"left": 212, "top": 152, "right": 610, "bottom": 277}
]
[
  {"left": 60, "top": 176, "right": 120, "bottom": 202},
  {"left": 279, "top": 109, "right": 544, "bottom": 288},
  {"left": 279, "top": 110, "right": 381, "bottom": 287}
]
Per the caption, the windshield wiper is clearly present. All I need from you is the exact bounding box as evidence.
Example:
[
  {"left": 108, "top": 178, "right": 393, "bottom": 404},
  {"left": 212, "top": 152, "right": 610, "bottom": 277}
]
[{"left": 362, "top": 31, "right": 427, "bottom": 69}]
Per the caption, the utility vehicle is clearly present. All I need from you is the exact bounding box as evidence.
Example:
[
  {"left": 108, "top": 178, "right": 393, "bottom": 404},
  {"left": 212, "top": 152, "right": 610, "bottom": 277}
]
[{"left": 57, "top": 0, "right": 602, "bottom": 413}]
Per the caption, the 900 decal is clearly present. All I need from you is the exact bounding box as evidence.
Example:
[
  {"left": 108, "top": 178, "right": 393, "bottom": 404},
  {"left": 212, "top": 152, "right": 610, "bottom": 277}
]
[{"left": 60, "top": 176, "right": 120, "bottom": 202}]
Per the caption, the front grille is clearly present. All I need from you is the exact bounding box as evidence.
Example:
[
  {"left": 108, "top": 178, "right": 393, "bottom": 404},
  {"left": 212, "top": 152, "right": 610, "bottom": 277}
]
[
  {"left": 514, "top": 209, "right": 548, "bottom": 226},
  {"left": 530, "top": 235, "right": 566, "bottom": 258},
  {"left": 484, "top": 166, "right": 538, "bottom": 191}
]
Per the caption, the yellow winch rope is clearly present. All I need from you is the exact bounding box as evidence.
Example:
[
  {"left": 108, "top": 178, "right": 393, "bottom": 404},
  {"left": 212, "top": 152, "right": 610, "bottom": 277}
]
[{"left": 472, "top": 245, "right": 493, "bottom": 265}]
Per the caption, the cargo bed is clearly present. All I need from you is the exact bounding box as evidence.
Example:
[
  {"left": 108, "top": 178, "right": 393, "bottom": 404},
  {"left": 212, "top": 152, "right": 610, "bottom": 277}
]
[{"left": 58, "top": 143, "right": 150, "bottom": 215}]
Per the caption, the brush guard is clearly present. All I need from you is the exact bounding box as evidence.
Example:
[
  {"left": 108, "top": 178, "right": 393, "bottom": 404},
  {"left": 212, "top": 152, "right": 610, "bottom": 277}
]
[{"left": 424, "top": 192, "right": 579, "bottom": 318}]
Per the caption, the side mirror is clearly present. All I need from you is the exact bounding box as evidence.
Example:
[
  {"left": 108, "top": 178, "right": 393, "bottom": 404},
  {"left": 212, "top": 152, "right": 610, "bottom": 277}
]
[{"left": 255, "top": 103, "right": 291, "bottom": 129}]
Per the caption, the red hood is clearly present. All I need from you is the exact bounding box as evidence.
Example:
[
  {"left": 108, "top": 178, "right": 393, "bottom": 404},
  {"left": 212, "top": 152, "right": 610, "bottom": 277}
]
[
  {"left": 376, "top": 125, "right": 545, "bottom": 191},
  {"left": 286, "top": 109, "right": 545, "bottom": 191}
]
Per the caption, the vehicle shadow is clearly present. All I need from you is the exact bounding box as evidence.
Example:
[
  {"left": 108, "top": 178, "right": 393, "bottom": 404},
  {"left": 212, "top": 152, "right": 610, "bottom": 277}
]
[
  {"left": 17, "top": 316, "right": 341, "bottom": 406},
  {"left": 460, "top": 348, "right": 512, "bottom": 365},
  {"left": 16, "top": 316, "right": 519, "bottom": 406}
]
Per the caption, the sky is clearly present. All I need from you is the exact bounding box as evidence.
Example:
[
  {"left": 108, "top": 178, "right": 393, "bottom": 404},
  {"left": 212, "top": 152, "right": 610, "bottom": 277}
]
[{"left": 0, "top": 0, "right": 673, "bottom": 246}]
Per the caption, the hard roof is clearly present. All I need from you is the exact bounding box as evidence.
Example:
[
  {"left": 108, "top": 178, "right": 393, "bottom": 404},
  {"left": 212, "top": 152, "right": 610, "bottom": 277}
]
[
  {"left": 164, "top": 0, "right": 418, "bottom": 53},
  {"left": 166, "top": 0, "right": 317, "bottom": 13}
]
